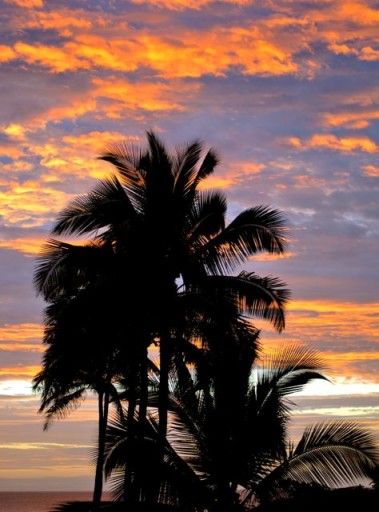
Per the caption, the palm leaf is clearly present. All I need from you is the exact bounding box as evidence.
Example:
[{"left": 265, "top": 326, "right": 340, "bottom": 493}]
[
  {"left": 198, "top": 205, "right": 288, "bottom": 274},
  {"left": 258, "top": 344, "right": 329, "bottom": 397},
  {"left": 41, "top": 387, "right": 87, "bottom": 429},
  {"left": 188, "top": 190, "right": 226, "bottom": 242},
  {"left": 53, "top": 175, "right": 138, "bottom": 236},
  {"left": 34, "top": 239, "right": 112, "bottom": 300},
  {"left": 261, "top": 421, "right": 379, "bottom": 499},
  {"left": 204, "top": 272, "right": 290, "bottom": 332},
  {"left": 172, "top": 140, "right": 204, "bottom": 197},
  {"left": 191, "top": 148, "right": 219, "bottom": 189}
]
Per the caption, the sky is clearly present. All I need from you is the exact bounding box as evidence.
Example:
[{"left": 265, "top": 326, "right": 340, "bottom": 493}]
[{"left": 0, "top": 0, "right": 378, "bottom": 492}]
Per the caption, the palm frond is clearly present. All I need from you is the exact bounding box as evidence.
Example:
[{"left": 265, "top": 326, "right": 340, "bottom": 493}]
[
  {"left": 199, "top": 205, "right": 289, "bottom": 274},
  {"left": 99, "top": 141, "right": 147, "bottom": 213},
  {"left": 188, "top": 190, "right": 226, "bottom": 242},
  {"left": 173, "top": 140, "right": 204, "bottom": 197},
  {"left": 34, "top": 239, "right": 111, "bottom": 300},
  {"left": 41, "top": 387, "right": 87, "bottom": 430},
  {"left": 53, "top": 175, "right": 137, "bottom": 236},
  {"left": 204, "top": 272, "right": 290, "bottom": 332},
  {"left": 261, "top": 421, "right": 379, "bottom": 499},
  {"left": 192, "top": 148, "right": 220, "bottom": 187},
  {"left": 259, "top": 344, "right": 330, "bottom": 396}
]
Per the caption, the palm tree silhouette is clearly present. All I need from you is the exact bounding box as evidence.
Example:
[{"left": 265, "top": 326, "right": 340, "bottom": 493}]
[
  {"left": 35, "top": 131, "right": 290, "bottom": 444},
  {"left": 32, "top": 132, "right": 379, "bottom": 512},
  {"left": 103, "top": 344, "right": 379, "bottom": 511},
  {"left": 33, "top": 268, "right": 129, "bottom": 507}
]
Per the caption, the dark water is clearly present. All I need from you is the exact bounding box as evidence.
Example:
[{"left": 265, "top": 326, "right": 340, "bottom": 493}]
[{"left": 0, "top": 492, "right": 108, "bottom": 512}]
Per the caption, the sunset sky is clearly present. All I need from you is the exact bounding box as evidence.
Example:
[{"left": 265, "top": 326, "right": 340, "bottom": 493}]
[{"left": 0, "top": 0, "right": 378, "bottom": 492}]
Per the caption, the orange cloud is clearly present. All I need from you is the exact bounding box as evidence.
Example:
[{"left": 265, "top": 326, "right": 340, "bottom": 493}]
[
  {"left": 1, "top": 123, "right": 28, "bottom": 140},
  {"left": 25, "top": 9, "right": 92, "bottom": 34},
  {"left": 323, "top": 110, "right": 379, "bottom": 129},
  {"left": 0, "top": 143, "right": 25, "bottom": 159},
  {"left": 238, "top": 162, "right": 266, "bottom": 175},
  {"left": 5, "top": 0, "right": 43, "bottom": 6},
  {"left": 0, "top": 324, "right": 42, "bottom": 343},
  {"left": 13, "top": 42, "right": 90, "bottom": 73},
  {"left": 5, "top": 22, "right": 298, "bottom": 79},
  {"left": 0, "top": 45, "right": 16, "bottom": 62},
  {"left": 22, "top": 132, "right": 139, "bottom": 186},
  {"left": 62, "top": 131, "right": 140, "bottom": 153},
  {"left": 293, "top": 175, "right": 326, "bottom": 188},
  {"left": 0, "top": 237, "right": 49, "bottom": 256},
  {"left": 250, "top": 251, "right": 296, "bottom": 262},
  {"left": 131, "top": 0, "right": 251, "bottom": 8},
  {"left": 92, "top": 78, "right": 191, "bottom": 113},
  {"left": 287, "top": 300, "right": 379, "bottom": 349},
  {"left": 0, "top": 366, "right": 41, "bottom": 378},
  {"left": 0, "top": 181, "right": 73, "bottom": 227},
  {"left": 337, "top": 1, "right": 379, "bottom": 25},
  {"left": 362, "top": 165, "right": 379, "bottom": 177},
  {"left": 287, "top": 134, "right": 379, "bottom": 153},
  {"left": 198, "top": 176, "right": 237, "bottom": 190},
  {"left": 359, "top": 46, "right": 379, "bottom": 61},
  {"left": 2, "top": 0, "right": 379, "bottom": 84},
  {"left": 198, "top": 160, "right": 266, "bottom": 190},
  {"left": 327, "top": 43, "right": 358, "bottom": 57}
]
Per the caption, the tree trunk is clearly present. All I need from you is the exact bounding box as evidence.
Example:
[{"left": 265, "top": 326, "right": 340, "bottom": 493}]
[
  {"left": 93, "top": 386, "right": 109, "bottom": 508},
  {"left": 124, "top": 365, "right": 138, "bottom": 504},
  {"left": 158, "top": 332, "right": 169, "bottom": 444}
]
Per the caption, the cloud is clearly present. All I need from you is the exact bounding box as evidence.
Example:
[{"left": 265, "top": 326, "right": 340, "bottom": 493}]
[
  {"left": 13, "top": 42, "right": 91, "bottom": 73},
  {"left": 3, "top": 23, "right": 299, "bottom": 79},
  {"left": 92, "top": 78, "right": 196, "bottom": 113},
  {"left": 287, "top": 134, "right": 379, "bottom": 153},
  {"left": 0, "top": 181, "right": 73, "bottom": 228},
  {"left": 5, "top": 0, "right": 43, "bottom": 7},
  {"left": 362, "top": 165, "right": 379, "bottom": 177},
  {"left": 322, "top": 110, "right": 379, "bottom": 129},
  {"left": 131, "top": 0, "right": 251, "bottom": 9}
]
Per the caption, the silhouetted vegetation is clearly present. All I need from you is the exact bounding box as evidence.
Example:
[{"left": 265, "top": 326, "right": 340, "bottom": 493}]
[{"left": 32, "top": 132, "right": 379, "bottom": 512}]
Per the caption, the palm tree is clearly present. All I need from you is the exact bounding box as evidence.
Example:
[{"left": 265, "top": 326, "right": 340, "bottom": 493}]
[
  {"left": 103, "top": 344, "right": 379, "bottom": 512},
  {"left": 34, "top": 131, "right": 290, "bottom": 448},
  {"left": 33, "top": 280, "right": 129, "bottom": 507}
]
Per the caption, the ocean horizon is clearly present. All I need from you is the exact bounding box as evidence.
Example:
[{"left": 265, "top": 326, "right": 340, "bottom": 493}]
[{"left": 0, "top": 491, "right": 112, "bottom": 512}]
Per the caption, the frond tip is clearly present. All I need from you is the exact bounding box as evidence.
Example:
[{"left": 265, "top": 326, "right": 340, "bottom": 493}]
[{"left": 266, "top": 421, "right": 379, "bottom": 495}]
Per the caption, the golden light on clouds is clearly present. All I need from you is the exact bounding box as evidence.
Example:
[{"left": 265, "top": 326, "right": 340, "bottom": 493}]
[
  {"left": 287, "top": 134, "right": 379, "bottom": 153},
  {"left": 0, "top": 46, "right": 16, "bottom": 62},
  {"left": 338, "top": 0, "right": 379, "bottom": 25},
  {"left": 13, "top": 42, "right": 91, "bottom": 73},
  {"left": 1, "top": 0, "right": 379, "bottom": 490},
  {"left": 362, "top": 165, "right": 379, "bottom": 177},
  {"left": 0, "top": 183, "right": 72, "bottom": 227},
  {"left": 0, "top": 366, "right": 41, "bottom": 378},
  {"left": 0, "top": 323, "right": 42, "bottom": 342},
  {"left": 62, "top": 131, "right": 140, "bottom": 153},
  {"left": 250, "top": 252, "right": 296, "bottom": 262},
  {"left": 131, "top": 0, "right": 251, "bottom": 8},
  {"left": 0, "top": 443, "right": 92, "bottom": 450},
  {"left": 323, "top": 110, "right": 379, "bottom": 129},
  {"left": 93, "top": 78, "right": 191, "bottom": 113},
  {"left": 2, "top": 23, "right": 300, "bottom": 79},
  {"left": 6, "top": 0, "right": 44, "bottom": 6},
  {"left": 25, "top": 10, "right": 93, "bottom": 33}
]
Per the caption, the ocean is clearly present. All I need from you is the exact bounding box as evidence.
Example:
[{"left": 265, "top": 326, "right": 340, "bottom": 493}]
[{"left": 0, "top": 492, "right": 112, "bottom": 512}]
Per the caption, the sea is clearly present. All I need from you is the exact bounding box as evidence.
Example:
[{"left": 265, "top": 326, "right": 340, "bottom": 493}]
[{"left": 0, "top": 492, "right": 112, "bottom": 512}]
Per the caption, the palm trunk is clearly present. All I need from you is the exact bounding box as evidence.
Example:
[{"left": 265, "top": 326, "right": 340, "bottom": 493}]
[
  {"left": 124, "top": 344, "right": 150, "bottom": 506},
  {"left": 124, "top": 365, "right": 138, "bottom": 504},
  {"left": 139, "top": 344, "right": 148, "bottom": 424},
  {"left": 158, "top": 332, "right": 169, "bottom": 444},
  {"left": 93, "top": 386, "right": 110, "bottom": 508}
]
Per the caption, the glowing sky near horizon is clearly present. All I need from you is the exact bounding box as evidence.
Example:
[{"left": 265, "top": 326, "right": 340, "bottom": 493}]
[{"left": 0, "top": 0, "right": 378, "bottom": 491}]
